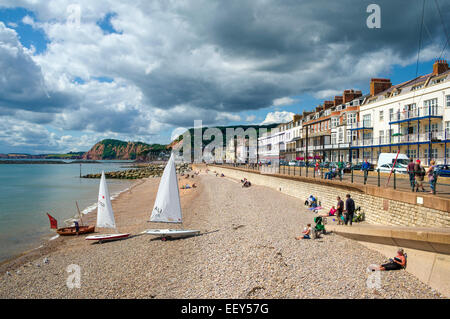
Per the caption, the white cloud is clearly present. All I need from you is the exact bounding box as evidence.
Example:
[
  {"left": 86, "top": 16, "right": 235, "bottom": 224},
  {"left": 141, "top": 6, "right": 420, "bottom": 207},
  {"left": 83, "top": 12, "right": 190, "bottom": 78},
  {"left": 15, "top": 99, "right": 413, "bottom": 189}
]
[
  {"left": 272, "top": 97, "right": 296, "bottom": 107},
  {"left": 261, "top": 111, "right": 294, "bottom": 125},
  {"left": 245, "top": 115, "right": 256, "bottom": 122}
]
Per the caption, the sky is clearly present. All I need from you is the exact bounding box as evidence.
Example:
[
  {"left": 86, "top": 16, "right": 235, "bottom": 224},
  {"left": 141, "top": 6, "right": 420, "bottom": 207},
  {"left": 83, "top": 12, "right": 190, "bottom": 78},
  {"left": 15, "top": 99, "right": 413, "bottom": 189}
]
[{"left": 0, "top": 0, "right": 449, "bottom": 154}]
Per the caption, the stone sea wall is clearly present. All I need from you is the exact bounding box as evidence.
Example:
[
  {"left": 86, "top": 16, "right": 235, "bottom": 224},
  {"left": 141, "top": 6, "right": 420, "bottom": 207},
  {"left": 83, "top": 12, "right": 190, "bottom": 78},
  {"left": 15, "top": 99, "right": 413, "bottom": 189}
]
[
  {"left": 203, "top": 165, "right": 450, "bottom": 228},
  {"left": 83, "top": 163, "right": 190, "bottom": 179}
]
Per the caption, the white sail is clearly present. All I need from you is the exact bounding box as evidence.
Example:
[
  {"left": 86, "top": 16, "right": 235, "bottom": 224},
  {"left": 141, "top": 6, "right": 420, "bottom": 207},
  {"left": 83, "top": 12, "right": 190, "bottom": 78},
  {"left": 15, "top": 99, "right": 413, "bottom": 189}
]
[
  {"left": 150, "top": 153, "right": 182, "bottom": 223},
  {"left": 96, "top": 171, "right": 116, "bottom": 229}
]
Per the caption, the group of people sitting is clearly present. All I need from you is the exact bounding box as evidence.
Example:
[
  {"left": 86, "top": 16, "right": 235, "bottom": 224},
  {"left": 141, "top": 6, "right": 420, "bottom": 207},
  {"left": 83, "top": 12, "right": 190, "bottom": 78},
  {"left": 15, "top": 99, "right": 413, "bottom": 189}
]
[
  {"left": 181, "top": 183, "right": 196, "bottom": 189},
  {"left": 324, "top": 167, "right": 338, "bottom": 180},
  {"left": 298, "top": 195, "right": 407, "bottom": 272},
  {"left": 304, "top": 195, "right": 318, "bottom": 208},
  {"left": 241, "top": 177, "right": 252, "bottom": 187}
]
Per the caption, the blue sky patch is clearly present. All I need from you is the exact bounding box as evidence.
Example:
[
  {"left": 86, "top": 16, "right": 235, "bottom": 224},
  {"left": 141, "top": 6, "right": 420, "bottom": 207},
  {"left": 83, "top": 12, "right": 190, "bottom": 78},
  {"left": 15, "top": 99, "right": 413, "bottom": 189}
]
[
  {"left": 0, "top": 7, "right": 49, "bottom": 54},
  {"left": 96, "top": 12, "right": 121, "bottom": 35}
]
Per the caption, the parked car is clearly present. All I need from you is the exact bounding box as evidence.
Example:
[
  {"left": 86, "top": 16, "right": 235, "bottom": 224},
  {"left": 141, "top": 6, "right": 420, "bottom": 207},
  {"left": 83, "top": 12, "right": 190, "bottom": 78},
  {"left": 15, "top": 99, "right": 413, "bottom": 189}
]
[
  {"left": 320, "top": 162, "right": 330, "bottom": 168},
  {"left": 352, "top": 162, "right": 375, "bottom": 171},
  {"left": 376, "top": 163, "right": 407, "bottom": 174},
  {"left": 279, "top": 160, "right": 288, "bottom": 166},
  {"left": 377, "top": 153, "right": 409, "bottom": 168},
  {"left": 435, "top": 165, "right": 450, "bottom": 177},
  {"left": 288, "top": 160, "right": 297, "bottom": 166}
]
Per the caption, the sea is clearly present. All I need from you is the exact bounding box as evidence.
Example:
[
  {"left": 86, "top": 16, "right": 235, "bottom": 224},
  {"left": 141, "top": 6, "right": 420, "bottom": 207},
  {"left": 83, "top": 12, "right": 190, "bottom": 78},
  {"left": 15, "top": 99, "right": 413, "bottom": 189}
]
[{"left": 0, "top": 160, "right": 136, "bottom": 262}]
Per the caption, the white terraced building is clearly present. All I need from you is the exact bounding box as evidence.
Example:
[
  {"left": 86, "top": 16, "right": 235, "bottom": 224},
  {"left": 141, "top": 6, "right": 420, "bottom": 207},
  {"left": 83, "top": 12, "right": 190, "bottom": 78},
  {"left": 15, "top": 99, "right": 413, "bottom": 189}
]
[
  {"left": 257, "top": 125, "right": 286, "bottom": 164},
  {"left": 354, "top": 60, "right": 450, "bottom": 165}
]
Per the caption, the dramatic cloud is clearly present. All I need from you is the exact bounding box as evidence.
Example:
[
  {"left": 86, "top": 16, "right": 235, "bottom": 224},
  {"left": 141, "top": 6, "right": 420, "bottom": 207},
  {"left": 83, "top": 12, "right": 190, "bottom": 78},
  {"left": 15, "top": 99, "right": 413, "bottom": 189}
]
[{"left": 0, "top": 0, "right": 449, "bottom": 152}]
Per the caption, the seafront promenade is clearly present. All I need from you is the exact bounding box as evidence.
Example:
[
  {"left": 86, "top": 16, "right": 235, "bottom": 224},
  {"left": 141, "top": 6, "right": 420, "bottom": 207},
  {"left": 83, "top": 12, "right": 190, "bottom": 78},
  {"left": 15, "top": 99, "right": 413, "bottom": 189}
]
[
  {"left": 230, "top": 164, "right": 450, "bottom": 199},
  {"left": 0, "top": 171, "right": 443, "bottom": 298}
]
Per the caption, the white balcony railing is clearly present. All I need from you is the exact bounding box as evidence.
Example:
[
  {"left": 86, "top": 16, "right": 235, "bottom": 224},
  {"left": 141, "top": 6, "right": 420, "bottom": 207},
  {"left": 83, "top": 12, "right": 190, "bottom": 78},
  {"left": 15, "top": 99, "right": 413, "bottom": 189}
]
[
  {"left": 351, "top": 130, "right": 449, "bottom": 146},
  {"left": 350, "top": 121, "right": 372, "bottom": 129},
  {"left": 389, "top": 105, "right": 443, "bottom": 122}
]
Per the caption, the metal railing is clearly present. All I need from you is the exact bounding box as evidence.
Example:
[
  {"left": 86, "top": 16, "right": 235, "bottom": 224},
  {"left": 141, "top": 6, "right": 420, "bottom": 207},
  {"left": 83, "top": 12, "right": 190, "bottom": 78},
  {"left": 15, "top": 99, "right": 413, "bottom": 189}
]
[
  {"left": 389, "top": 105, "right": 443, "bottom": 122},
  {"left": 211, "top": 162, "right": 449, "bottom": 196},
  {"left": 352, "top": 130, "right": 449, "bottom": 146}
]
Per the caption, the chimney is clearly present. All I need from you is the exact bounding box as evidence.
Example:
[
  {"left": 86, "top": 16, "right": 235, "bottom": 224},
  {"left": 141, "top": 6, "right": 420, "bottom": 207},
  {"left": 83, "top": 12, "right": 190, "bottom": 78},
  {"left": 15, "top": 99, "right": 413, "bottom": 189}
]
[
  {"left": 324, "top": 101, "right": 334, "bottom": 109},
  {"left": 370, "top": 78, "right": 392, "bottom": 96},
  {"left": 433, "top": 59, "right": 449, "bottom": 76},
  {"left": 343, "top": 89, "right": 363, "bottom": 103},
  {"left": 334, "top": 96, "right": 343, "bottom": 106}
]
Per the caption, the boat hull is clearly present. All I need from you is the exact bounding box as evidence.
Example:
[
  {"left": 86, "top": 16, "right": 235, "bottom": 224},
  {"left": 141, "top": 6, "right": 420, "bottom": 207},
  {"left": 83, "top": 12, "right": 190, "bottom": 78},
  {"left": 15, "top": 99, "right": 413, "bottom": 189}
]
[
  {"left": 85, "top": 233, "right": 131, "bottom": 242},
  {"left": 142, "top": 229, "right": 200, "bottom": 238},
  {"left": 57, "top": 225, "right": 95, "bottom": 236}
]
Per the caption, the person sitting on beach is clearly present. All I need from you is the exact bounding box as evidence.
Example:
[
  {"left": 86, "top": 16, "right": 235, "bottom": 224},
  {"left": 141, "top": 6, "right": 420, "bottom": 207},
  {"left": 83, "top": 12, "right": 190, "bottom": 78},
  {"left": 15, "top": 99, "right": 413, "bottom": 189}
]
[
  {"left": 242, "top": 180, "right": 251, "bottom": 188},
  {"left": 370, "top": 248, "right": 407, "bottom": 271},
  {"left": 295, "top": 224, "right": 312, "bottom": 240},
  {"left": 192, "top": 183, "right": 197, "bottom": 188},
  {"left": 221, "top": 173, "right": 225, "bottom": 177},
  {"left": 304, "top": 195, "right": 316, "bottom": 207},
  {"left": 328, "top": 206, "right": 337, "bottom": 216}
]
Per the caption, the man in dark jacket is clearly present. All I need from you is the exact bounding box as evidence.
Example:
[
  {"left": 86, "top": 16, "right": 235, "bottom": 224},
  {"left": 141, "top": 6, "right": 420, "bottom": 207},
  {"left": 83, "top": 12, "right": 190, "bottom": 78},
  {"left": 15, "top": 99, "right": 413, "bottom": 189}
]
[
  {"left": 344, "top": 194, "right": 355, "bottom": 226},
  {"left": 406, "top": 158, "right": 416, "bottom": 191}
]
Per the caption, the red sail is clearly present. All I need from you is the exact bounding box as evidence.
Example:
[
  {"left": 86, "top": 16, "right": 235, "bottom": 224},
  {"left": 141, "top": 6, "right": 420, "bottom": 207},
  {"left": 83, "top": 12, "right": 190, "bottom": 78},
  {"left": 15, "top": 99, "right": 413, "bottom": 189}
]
[{"left": 47, "top": 213, "right": 58, "bottom": 229}]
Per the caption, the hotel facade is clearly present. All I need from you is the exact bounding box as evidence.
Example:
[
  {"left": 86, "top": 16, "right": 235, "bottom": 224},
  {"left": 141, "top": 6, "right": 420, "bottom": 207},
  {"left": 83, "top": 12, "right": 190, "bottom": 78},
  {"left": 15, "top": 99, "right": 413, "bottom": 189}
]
[{"left": 257, "top": 60, "right": 450, "bottom": 165}]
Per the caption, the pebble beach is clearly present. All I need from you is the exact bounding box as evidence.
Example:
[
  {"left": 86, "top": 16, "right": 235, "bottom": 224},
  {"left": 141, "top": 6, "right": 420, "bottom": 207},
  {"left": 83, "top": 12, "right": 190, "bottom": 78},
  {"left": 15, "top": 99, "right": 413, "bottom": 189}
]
[{"left": 0, "top": 170, "right": 444, "bottom": 299}]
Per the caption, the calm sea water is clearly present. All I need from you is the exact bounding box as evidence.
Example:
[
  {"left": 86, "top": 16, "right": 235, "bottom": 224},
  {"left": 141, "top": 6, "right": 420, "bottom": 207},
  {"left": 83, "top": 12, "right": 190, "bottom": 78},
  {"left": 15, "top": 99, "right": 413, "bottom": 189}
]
[{"left": 0, "top": 161, "right": 135, "bottom": 262}]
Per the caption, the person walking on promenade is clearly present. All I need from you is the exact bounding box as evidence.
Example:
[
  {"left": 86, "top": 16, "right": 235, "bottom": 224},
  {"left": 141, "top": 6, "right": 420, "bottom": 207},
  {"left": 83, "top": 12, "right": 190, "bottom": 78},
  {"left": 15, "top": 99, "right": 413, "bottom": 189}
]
[
  {"left": 338, "top": 160, "right": 344, "bottom": 178},
  {"left": 362, "top": 159, "right": 370, "bottom": 183},
  {"left": 414, "top": 160, "right": 425, "bottom": 192},
  {"left": 315, "top": 160, "right": 320, "bottom": 177},
  {"left": 426, "top": 160, "right": 437, "bottom": 194},
  {"left": 336, "top": 196, "right": 344, "bottom": 225},
  {"left": 406, "top": 158, "right": 416, "bottom": 191},
  {"left": 343, "top": 194, "right": 355, "bottom": 226}
]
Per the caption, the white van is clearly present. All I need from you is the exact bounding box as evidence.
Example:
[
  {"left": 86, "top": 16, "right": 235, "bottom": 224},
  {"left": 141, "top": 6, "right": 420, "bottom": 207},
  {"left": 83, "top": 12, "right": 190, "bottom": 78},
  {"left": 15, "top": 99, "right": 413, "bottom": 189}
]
[{"left": 376, "top": 153, "right": 409, "bottom": 173}]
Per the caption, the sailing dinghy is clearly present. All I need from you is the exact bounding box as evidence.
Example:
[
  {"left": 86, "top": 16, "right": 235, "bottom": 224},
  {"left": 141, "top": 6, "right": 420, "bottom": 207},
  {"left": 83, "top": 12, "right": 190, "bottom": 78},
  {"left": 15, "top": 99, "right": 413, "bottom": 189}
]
[
  {"left": 85, "top": 171, "right": 130, "bottom": 243},
  {"left": 142, "top": 153, "right": 199, "bottom": 240}
]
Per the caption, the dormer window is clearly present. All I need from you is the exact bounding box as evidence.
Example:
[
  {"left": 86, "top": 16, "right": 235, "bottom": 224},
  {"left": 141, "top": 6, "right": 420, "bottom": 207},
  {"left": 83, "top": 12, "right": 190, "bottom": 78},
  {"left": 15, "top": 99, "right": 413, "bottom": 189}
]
[
  {"left": 431, "top": 76, "right": 447, "bottom": 85},
  {"left": 411, "top": 84, "right": 424, "bottom": 91}
]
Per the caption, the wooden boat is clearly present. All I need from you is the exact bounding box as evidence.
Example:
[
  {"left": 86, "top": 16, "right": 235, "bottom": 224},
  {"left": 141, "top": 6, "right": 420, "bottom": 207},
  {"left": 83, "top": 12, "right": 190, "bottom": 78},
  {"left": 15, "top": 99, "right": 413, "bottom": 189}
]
[
  {"left": 57, "top": 225, "right": 95, "bottom": 236},
  {"left": 47, "top": 201, "right": 95, "bottom": 236}
]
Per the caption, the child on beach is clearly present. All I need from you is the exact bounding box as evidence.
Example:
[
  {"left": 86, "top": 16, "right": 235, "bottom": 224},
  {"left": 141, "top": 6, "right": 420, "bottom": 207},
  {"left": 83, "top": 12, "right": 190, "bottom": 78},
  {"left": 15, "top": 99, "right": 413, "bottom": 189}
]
[{"left": 295, "top": 224, "right": 312, "bottom": 240}]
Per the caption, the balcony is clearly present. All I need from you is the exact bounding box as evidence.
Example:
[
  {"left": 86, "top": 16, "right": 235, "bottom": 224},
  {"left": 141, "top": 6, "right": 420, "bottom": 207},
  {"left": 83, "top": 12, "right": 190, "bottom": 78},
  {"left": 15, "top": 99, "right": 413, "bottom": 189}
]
[
  {"left": 389, "top": 105, "right": 443, "bottom": 124},
  {"left": 308, "top": 129, "right": 331, "bottom": 138},
  {"left": 349, "top": 121, "right": 373, "bottom": 130},
  {"left": 351, "top": 130, "right": 450, "bottom": 147}
]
